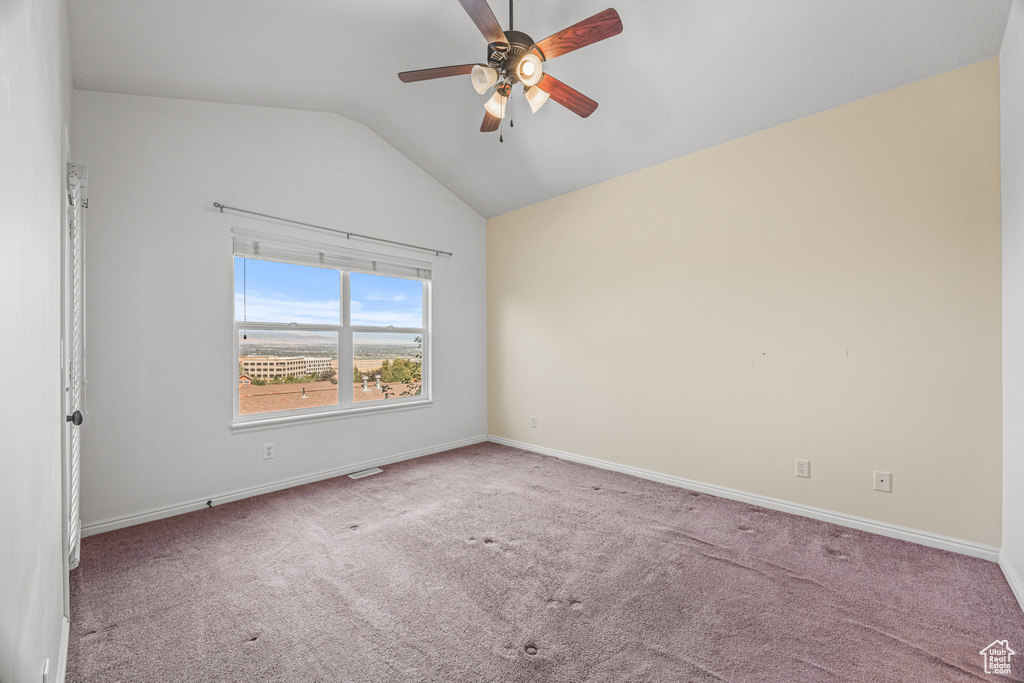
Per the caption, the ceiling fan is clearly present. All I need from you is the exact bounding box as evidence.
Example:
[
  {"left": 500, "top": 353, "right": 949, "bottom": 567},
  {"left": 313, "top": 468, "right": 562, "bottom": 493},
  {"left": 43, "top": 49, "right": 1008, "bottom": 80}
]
[{"left": 398, "top": 0, "right": 623, "bottom": 137}]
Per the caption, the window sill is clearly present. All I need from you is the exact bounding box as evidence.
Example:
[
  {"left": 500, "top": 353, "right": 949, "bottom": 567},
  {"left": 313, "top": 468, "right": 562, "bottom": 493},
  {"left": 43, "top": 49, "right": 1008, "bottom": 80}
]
[{"left": 230, "top": 398, "right": 433, "bottom": 433}]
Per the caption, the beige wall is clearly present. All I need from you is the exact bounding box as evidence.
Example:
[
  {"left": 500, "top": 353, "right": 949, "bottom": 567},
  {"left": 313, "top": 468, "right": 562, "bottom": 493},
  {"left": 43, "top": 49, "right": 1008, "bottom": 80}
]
[{"left": 488, "top": 58, "right": 1002, "bottom": 546}]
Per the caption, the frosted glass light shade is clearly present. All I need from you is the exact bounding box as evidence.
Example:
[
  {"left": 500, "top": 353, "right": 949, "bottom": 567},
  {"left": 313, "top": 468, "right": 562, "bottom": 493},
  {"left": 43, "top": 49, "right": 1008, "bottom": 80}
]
[
  {"left": 471, "top": 65, "right": 498, "bottom": 95},
  {"left": 524, "top": 86, "right": 549, "bottom": 113},
  {"left": 517, "top": 53, "right": 543, "bottom": 87},
  {"left": 484, "top": 90, "right": 508, "bottom": 118}
]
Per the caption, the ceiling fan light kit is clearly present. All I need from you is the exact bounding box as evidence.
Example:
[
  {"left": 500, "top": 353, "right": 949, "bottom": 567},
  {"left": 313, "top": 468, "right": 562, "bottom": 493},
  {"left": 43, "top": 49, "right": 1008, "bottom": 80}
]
[
  {"left": 398, "top": 0, "right": 622, "bottom": 138},
  {"left": 484, "top": 86, "right": 510, "bottom": 119},
  {"left": 523, "top": 85, "right": 549, "bottom": 113},
  {"left": 471, "top": 65, "right": 499, "bottom": 95},
  {"left": 517, "top": 53, "right": 543, "bottom": 87}
]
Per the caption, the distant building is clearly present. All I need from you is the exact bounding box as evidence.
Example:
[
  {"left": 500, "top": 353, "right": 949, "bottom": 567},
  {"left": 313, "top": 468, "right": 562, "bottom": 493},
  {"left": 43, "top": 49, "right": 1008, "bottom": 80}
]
[
  {"left": 239, "top": 355, "right": 334, "bottom": 380},
  {"left": 304, "top": 356, "right": 333, "bottom": 376},
  {"left": 238, "top": 375, "right": 252, "bottom": 386}
]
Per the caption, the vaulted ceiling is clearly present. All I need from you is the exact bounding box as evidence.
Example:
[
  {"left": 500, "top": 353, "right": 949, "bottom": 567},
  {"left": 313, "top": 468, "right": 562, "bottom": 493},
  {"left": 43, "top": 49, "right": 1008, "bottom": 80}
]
[{"left": 68, "top": 0, "right": 1012, "bottom": 217}]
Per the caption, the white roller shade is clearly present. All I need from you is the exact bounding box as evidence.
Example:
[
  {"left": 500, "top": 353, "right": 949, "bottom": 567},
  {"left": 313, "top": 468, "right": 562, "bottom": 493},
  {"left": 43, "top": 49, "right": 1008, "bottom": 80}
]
[{"left": 233, "top": 228, "right": 432, "bottom": 281}]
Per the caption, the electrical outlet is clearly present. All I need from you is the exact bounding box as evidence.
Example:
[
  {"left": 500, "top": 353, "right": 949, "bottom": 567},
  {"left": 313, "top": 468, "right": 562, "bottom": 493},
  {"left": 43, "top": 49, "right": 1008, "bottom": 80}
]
[
  {"left": 795, "top": 459, "right": 810, "bottom": 478},
  {"left": 873, "top": 470, "right": 891, "bottom": 493},
  {"left": 530, "top": 416, "right": 537, "bottom": 428},
  {"left": 263, "top": 443, "right": 274, "bottom": 460}
]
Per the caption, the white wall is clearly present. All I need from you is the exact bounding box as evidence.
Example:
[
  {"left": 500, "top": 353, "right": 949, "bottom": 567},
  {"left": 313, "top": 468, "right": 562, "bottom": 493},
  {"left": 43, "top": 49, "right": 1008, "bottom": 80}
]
[
  {"left": 489, "top": 60, "right": 1003, "bottom": 547},
  {"left": 0, "top": 0, "right": 73, "bottom": 679},
  {"left": 1002, "top": 0, "right": 1024, "bottom": 610},
  {"left": 71, "top": 91, "right": 486, "bottom": 529}
]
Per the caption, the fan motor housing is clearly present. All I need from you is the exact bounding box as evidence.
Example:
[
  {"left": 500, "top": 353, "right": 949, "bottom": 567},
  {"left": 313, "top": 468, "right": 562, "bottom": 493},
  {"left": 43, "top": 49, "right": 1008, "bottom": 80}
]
[{"left": 489, "top": 30, "right": 536, "bottom": 80}]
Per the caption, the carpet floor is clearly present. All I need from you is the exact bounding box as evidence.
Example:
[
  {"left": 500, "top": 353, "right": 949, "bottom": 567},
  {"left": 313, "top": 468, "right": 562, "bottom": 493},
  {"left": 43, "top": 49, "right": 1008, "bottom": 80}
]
[{"left": 68, "top": 442, "right": 1024, "bottom": 682}]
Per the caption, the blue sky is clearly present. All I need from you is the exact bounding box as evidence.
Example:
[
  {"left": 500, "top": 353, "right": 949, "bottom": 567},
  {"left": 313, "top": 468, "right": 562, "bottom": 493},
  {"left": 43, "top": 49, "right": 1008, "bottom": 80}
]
[{"left": 234, "top": 257, "right": 423, "bottom": 328}]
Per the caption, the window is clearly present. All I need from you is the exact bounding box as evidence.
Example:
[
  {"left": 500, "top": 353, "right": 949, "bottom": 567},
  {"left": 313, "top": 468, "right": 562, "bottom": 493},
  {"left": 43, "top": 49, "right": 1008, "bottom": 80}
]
[
  {"left": 233, "top": 231, "right": 431, "bottom": 426},
  {"left": 351, "top": 272, "right": 425, "bottom": 404}
]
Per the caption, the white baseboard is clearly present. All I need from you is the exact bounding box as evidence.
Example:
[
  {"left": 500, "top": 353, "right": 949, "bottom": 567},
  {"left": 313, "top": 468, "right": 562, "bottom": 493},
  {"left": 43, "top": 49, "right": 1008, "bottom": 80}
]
[
  {"left": 57, "top": 616, "right": 69, "bottom": 683},
  {"left": 488, "top": 435, "right": 1001, "bottom": 563},
  {"left": 999, "top": 552, "right": 1024, "bottom": 614},
  {"left": 81, "top": 435, "right": 488, "bottom": 537}
]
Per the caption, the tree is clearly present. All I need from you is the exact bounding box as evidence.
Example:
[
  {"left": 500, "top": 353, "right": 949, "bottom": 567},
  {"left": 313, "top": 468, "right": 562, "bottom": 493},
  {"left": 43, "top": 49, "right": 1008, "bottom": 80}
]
[
  {"left": 384, "top": 359, "right": 413, "bottom": 383},
  {"left": 354, "top": 365, "right": 381, "bottom": 383},
  {"left": 411, "top": 335, "right": 423, "bottom": 382},
  {"left": 379, "top": 354, "right": 422, "bottom": 399}
]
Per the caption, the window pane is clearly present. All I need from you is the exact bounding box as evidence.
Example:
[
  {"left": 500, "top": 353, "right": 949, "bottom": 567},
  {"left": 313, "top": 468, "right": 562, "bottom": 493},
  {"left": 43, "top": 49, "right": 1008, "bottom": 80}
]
[
  {"left": 239, "top": 330, "right": 338, "bottom": 415},
  {"left": 352, "top": 332, "right": 422, "bottom": 403},
  {"left": 235, "top": 257, "right": 340, "bottom": 324},
  {"left": 350, "top": 272, "right": 423, "bottom": 328}
]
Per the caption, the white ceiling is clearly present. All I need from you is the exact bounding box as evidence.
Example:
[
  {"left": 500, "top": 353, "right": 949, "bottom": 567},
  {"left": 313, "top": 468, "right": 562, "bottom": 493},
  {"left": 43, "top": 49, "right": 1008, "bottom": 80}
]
[{"left": 68, "top": 0, "right": 1012, "bottom": 218}]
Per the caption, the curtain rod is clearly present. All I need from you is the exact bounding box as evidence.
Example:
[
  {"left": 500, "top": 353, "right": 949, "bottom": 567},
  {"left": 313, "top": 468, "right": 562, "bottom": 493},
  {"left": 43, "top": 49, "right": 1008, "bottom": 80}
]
[{"left": 212, "top": 203, "right": 454, "bottom": 258}]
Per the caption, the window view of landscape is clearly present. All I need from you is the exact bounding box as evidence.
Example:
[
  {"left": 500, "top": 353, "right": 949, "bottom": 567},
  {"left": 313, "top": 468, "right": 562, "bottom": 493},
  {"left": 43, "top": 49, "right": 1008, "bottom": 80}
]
[
  {"left": 352, "top": 332, "right": 422, "bottom": 403},
  {"left": 238, "top": 330, "right": 338, "bottom": 415},
  {"left": 235, "top": 259, "right": 426, "bottom": 416},
  {"left": 349, "top": 272, "right": 424, "bottom": 403}
]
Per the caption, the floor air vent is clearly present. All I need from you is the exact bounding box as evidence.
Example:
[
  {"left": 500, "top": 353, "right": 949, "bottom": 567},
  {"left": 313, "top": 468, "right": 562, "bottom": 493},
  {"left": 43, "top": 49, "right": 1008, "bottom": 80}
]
[{"left": 348, "top": 467, "right": 383, "bottom": 479}]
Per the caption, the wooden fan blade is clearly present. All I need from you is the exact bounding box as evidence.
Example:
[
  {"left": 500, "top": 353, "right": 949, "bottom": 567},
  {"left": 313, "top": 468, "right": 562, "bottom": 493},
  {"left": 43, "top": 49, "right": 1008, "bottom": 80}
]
[
  {"left": 398, "top": 64, "right": 480, "bottom": 83},
  {"left": 480, "top": 111, "right": 501, "bottom": 132},
  {"left": 457, "top": 0, "right": 509, "bottom": 48},
  {"left": 533, "top": 8, "right": 622, "bottom": 61},
  {"left": 535, "top": 74, "right": 598, "bottom": 118}
]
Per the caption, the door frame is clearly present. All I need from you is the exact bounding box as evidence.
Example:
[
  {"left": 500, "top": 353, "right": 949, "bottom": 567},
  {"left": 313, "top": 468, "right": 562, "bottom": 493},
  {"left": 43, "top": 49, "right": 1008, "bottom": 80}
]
[{"left": 59, "top": 125, "right": 72, "bottom": 616}]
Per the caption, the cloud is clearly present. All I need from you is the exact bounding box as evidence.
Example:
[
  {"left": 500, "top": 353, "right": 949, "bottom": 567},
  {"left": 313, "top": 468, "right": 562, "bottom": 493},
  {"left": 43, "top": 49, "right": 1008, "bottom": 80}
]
[
  {"left": 365, "top": 294, "right": 407, "bottom": 302},
  {"left": 236, "top": 292, "right": 340, "bottom": 325},
  {"left": 236, "top": 293, "right": 422, "bottom": 328}
]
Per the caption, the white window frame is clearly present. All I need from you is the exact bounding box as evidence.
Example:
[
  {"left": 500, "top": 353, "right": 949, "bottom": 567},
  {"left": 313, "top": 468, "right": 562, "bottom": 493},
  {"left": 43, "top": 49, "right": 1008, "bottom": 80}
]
[{"left": 231, "top": 257, "right": 432, "bottom": 432}]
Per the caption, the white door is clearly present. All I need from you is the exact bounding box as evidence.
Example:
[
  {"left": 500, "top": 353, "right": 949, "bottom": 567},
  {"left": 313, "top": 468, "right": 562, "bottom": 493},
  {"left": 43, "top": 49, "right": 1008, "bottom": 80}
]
[{"left": 64, "top": 162, "right": 87, "bottom": 570}]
